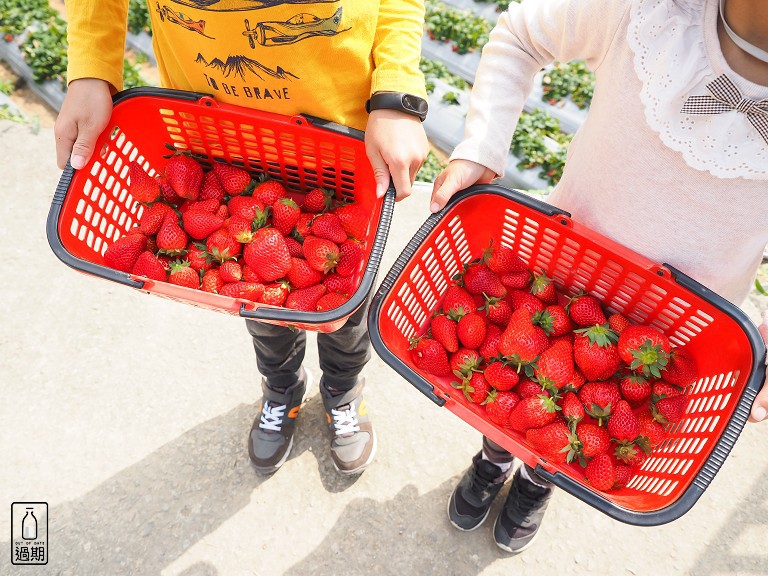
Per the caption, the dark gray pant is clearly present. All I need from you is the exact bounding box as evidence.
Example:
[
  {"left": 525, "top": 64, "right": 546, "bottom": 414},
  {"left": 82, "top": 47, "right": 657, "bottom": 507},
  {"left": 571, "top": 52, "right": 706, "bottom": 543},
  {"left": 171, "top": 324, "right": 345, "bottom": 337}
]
[
  {"left": 482, "top": 437, "right": 553, "bottom": 487},
  {"left": 245, "top": 297, "right": 372, "bottom": 393}
]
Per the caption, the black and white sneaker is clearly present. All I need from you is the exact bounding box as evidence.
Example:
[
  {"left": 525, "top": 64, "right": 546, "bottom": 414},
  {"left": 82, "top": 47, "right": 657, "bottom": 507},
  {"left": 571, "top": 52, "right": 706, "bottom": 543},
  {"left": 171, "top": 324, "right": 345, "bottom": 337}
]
[
  {"left": 493, "top": 465, "right": 554, "bottom": 553},
  {"left": 447, "top": 452, "right": 510, "bottom": 531},
  {"left": 248, "top": 367, "right": 312, "bottom": 474}
]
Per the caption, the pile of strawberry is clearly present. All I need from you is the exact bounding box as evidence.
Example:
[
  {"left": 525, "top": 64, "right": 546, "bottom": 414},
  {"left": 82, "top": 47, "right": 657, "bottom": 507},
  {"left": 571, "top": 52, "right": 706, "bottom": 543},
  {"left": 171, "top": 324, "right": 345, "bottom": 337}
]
[
  {"left": 409, "top": 241, "right": 698, "bottom": 492},
  {"left": 102, "top": 152, "right": 371, "bottom": 312}
]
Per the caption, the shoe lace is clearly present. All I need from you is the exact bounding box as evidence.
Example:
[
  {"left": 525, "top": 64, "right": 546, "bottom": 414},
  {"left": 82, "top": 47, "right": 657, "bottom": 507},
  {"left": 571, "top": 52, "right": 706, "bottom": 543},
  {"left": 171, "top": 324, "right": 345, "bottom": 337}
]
[
  {"left": 511, "top": 483, "right": 547, "bottom": 523},
  {"left": 468, "top": 466, "right": 496, "bottom": 496},
  {"left": 331, "top": 403, "right": 360, "bottom": 436},
  {"left": 259, "top": 402, "right": 286, "bottom": 432}
]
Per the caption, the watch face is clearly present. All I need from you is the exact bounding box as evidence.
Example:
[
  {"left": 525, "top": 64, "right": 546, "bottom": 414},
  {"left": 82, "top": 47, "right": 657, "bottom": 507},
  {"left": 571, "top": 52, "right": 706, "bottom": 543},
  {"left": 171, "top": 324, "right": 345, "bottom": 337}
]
[{"left": 402, "top": 94, "right": 428, "bottom": 114}]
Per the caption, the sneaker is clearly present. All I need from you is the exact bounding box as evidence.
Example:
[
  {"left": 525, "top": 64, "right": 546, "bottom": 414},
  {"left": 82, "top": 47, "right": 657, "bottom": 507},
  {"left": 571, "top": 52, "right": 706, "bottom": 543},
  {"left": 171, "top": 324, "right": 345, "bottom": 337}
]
[
  {"left": 493, "top": 466, "right": 554, "bottom": 553},
  {"left": 447, "top": 452, "right": 510, "bottom": 531},
  {"left": 320, "top": 378, "right": 376, "bottom": 475},
  {"left": 248, "top": 367, "right": 313, "bottom": 474}
]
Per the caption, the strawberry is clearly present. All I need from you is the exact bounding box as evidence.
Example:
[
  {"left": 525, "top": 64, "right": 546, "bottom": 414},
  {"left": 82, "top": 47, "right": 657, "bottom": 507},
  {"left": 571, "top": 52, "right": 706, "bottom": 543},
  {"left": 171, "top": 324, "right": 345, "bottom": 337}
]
[
  {"left": 529, "top": 272, "right": 558, "bottom": 304},
  {"left": 498, "top": 308, "right": 550, "bottom": 367},
  {"left": 228, "top": 196, "right": 267, "bottom": 223},
  {"left": 243, "top": 228, "right": 292, "bottom": 282},
  {"left": 663, "top": 347, "right": 699, "bottom": 387},
  {"left": 201, "top": 268, "right": 224, "bottom": 293},
  {"left": 213, "top": 162, "right": 251, "bottom": 195},
  {"left": 572, "top": 324, "right": 621, "bottom": 381},
  {"left": 637, "top": 409, "right": 668, "bottom": 448},
  {"left": 165, "top": 153, "right": 203, "bottom": 200},
  {"left": 323, "top": 272, "right": 358, "bottom": 295},
  {"left": 410, "top": 337, "right": 451, "bottom": 376},
  {"left": 168, "top": 260, "right": 199, "bottom": 289},
  {"left": 456, "top": 313, "right": 487, "bottom": 350},
  {"left": 652, "top": 393, "right": 688, "bottom": 424},
  {"left": 619, "top": 374, "right": 652, "bottom": 407},
  {"left": 567, "top": 422, "right": 610, "bottom": 465},
  {"left": 460, "top": 262, "right": 506, "bottom": 298},
  {"left": 220, "top": 282, "right": 265, "bottom": 301},
  {"left": 431, "top": 313, "right": 460, "bottom": 353},
  {"left": 302, "top": 187, "right": 333, "bottom": 213},
  {"left": 206, "top": 227, "right": 242, "bottom": 262},
  {"left": 532, "top": 304, "right": 573, "bottom": 337},
  {"left": 286, "top": 257, "right": 325, "bottom": 289},
  {"left": 516, "top": 377, "right": 547, "bottom": 399},
  {"left": 484, "top": 390, "right": 521, "bottom": 427},
  {"left": 607, "top": 313, "right": 631, "bottom": 334},
  {"left": 186, "top": 198, "right": 220, "bottom": 213},
  {"left": 302, "top": 236, "right": 340, "bottom": 273},
  {"left": 613, "top": 464, "right": 633, "bottom": 489},
  {"left": 483, "top": 361, "right": 519, "bottom": 391},
  {"left": 508, "top": 394, "right": 560, "bottom": 432},
  {"left": 336, "top": 239, "right": 366, "bottom": 278},
  {"left": 227, "top": 215, "right": 255, "bottom": 244},
  {"left": 242, "top": 264, "right": 263, "bottom": 283},
  {"left": 506, "top": 289, "right": 544, "bottom": 314},
  {"left": 316, "top": 292, "right": 349, "bottom": 312},
  {"left": 185, "top": 242, "right": 212, "bottom": 273},
  {"left": 199, "top": 170, "right": 226, "bottom": 202},
  {"left": 131, "top": 251, "right": 167, "bottom": 281},
  {"left": 652, "top": 380, "right": 684, "bottom": 398},
  {"left": 481, "top": 240, "right": 528, "bottom": 274},
  {"left": 273, "top": 197, "right": 301, "bottom": 236},
  {"left": 219, "top": 260, "right": 243, "bottom": 283},
  {"left": 481, "top": 295, "right": 512, "bottom": 326},
  {"left": 567, "top": 293, "right": 606, "bottom": 327},
  {"left": 613, "top": 440, "right": 649, "bottom": 468},
  {"left": 585, "top": 453, "right": 615, "bottom": 491},
  {"left": 534, "top": 338, "right": 575, "bottom": 391},
  {"left": 334, "top": 202, "right": 369, "bottom": 240},
  {"left": 284, "top": 236, "right": 304, "bottom": 258},
  {"left": 128, "top": 161, "right": 160, "bottom": 203},
  {"left": 526, "top": 421, "right": 571, "bottom": 464},
  {"left": 607, "top": 400, "right": 641, "bottom": 442},
  {"left": 568, "top": 369, "right": 586, "bottom": 391},
  {"left": 182, "top": 208, "right": 225, "bottom": 240},
  {"left": 260, "top": 281, "right": 290, "bottom": 306},
  {"left": 294, "top": 212, "right": 314, "bottom": 239},
  {"left": 578, "top": 381, "right": 621, "bottom": 426},
  {"left": 617, "top": 324, "right": 671, "bottom": 378},
  {"left": 501, "top": 270, "right": 533, "bottom": 290},
  {"left": 138, "top": 202, "right": 174, "bottom": 235},
  {"left": 253, "top": 177, "right": 287, "bottom": 206},
  {"left": 311, "top": 212, "right": 348, "bottom": 244},
  {"left": 285, "top": 284, "right": 327, "bottom": 311},
  {"left": 156, "top": 215, "right": 188, "bottom": 256},
  {"left": 104, "top": 232, "right": 148, "bottom": 272},
  {"left": 442, "top": 285, "right": 476, "bottom": 315},
  {"left": 453, "top": 371, "right": 491, "bottom": 404},
  {"left": 559, "top": 391, "right": 586, "bottom": 424},
  {"left": 450, "top": 348, "right": 483, "bottom": 376},
  {"left": 159, "top": 177, "right": 183, "bottom": 206},
  {"left": 478, "top": 324, "right": 503, "bottom": 359}
]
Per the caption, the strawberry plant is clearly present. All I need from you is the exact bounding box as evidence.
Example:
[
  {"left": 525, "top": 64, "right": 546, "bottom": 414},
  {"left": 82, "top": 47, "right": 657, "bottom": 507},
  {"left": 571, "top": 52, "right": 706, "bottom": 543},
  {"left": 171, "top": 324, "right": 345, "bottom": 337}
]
[
  {"left": 128, "top": 0, "right": 153, "bottom": 36},
  {"left": 425, "top": 0, "right": 491, "bottom": 54},
  {"left": 416, "top": 150, "right": 446, "bottom": 182},
  {"left": 510, "top": 109, "right": 573, "bottom": 186},
  {"left": 420, "top": 58, "right": 468, "bottom": 92},
  {"left": 123, "top": 57, "right": 149, "bottom": 89},
  {"left": 20, "top": 16, "right": 68, "bottom": 87},
  {"left": 0, "top": 0, "right": 56, "bottom": 36},
  {"left": 541, "top": 61, "right": 595, "bottom": 109},
  {"left": 475, "top": 0, "right": 520, "bottom": 11}
]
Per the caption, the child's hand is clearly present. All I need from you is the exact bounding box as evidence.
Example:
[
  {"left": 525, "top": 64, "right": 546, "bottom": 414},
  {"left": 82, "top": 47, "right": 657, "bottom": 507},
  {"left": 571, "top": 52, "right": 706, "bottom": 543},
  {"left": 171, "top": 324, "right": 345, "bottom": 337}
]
[
  {"left": 54, "top": 78, "right": 113, "bottom": 170},
  {"left": 749, "top": 311, "right": 768, "bottom": 423},
  {"left": 365, "top": 109, "right": 429, "bottom": 201},
  {"left": 430, "top": 159, "right": 496, "bottom": 213}
]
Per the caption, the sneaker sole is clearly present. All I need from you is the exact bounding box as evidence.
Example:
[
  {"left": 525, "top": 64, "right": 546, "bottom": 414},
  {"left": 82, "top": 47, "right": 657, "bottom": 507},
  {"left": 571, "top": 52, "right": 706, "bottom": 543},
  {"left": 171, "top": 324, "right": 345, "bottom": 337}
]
[
  {"left": 333, "top": 429, "right": 378, "bottom": 476},
  {"left": 446, "top": 495, "right": 493, "bottom": 532}
]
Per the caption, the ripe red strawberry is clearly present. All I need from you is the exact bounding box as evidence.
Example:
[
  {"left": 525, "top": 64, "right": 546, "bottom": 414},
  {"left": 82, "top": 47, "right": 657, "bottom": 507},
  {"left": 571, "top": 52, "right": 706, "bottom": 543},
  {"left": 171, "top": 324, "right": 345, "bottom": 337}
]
[
  {"left": 478, "top": 324, "right": 503, "bottom": 359},
  {"left": 559, "top": 391, "right": 586, "bottom": 424},
  {"left": 139, "top": 202, "right": 174, "bottom": 235},
  {"left": 286, "top": 257, "right": 325, "bottom": 289},
  {"left": 336, "top": 239, "right": 366, "bottom": 278},
  {"left": 579, "top": 381, "right": 621, "bottom": 426},
  {"left": 253, "top": 177, "right": 287, "bottom": 206},
  {"left": 482, "top": 240, "right": 528, "bottom": 274},
  {"left": 217, "top": 203, "right": 228, "bottom": 219},
  {"left": 456, "top": 313, "right": 487, "bottom": 350},
  {"left": 284, "top": 236, "right": 304, "bottom": 258},
  {"left": 242, "top": 264, "right": 263, "bottom": 283},
  {"left": 637, "top": 409, "right": 668, "bottom": 448},
  {"left": 302, "top": 236, "right": 340, "bottom": 273},
  {"left": 159, "top": 177, "right": 183, "bottom": 205},
  {"left": 182, "top": 208, "right": 225, "bottom": 240},
  {"left": 567, "top": 293, "right": 606, "bottom": 327},
  {"left": 131, "top": 251, "right": 167, "bottom": 281},
  {"left": 585, "top": 453, "right": 615, "bottom": 491},
  {"left": 607, "top": 400, "right": 641, "bottom": 442},
  {"left": 461, "top": 262, "right": 506, "bottom": 298},
  {"left": 104, "top": 232, "right": 148, "bottom": 272},
  {"left": 652, "top": 393, "right": 688, "bottom": 424},
  {"left": 206, "top": 227, "right": 242, "bottom": 262},
  {"left": 431, "top": 313, "right": 459, "bottom": 353},
  {"left": 168, "top": 260, "right": 199, "bottom": 289},
  {"left": 508, "top": 394, "right": 560, "bottom": 432},
  {"left": 663, "top": 347, "right": 699, "bottom": 387},
  {"left": 128, "top": 161, "right": 160, "bottom": 203},
  {"left": 529, "top": 272, "right": 558, "bottom": 304},
  {"left": 334, "top": 202, "right": 369, "bottom": 240},
  {"left": 285, "top": 284, "right": 327, "bottom": 311},
  {"left": 526, "top": 421, "right": 571, "bottom": 464},
  {"left": 607, "top": 313, "right": 631, "bottom": 334},
  {"left": 228, "top": 196, "right": 267, "bottom": 223},
  {"left": 302, "top": 187, "right": 333, "bottom": 213},
  {"left": 450, "top": 348, "right": 483, "bottom": 376},
  {"left": 323, "top": 272, "right": 358, "bottom": 295},
  {"left": 498, "top": 308, "right": 550, "bottom": 367},
  {"left": 619, "top": 374, "right": 652, "bottom": 407},
  {"left": 572, "top": 325, "right": 622, "bottom": 381},
  {"left": 410, "top": 337, "right": 451, "bottom": 376},
  {"left": 484, "top": 390, "right": 521, "bottom": 427},
  {"left": 613, "top": 464, "right": 633, "bottom": 489},
  {"left": 516, "top": 377, "right": 546, "bottom": 399},
  {"left": 165, "top": 153, "right": 203, "bottom": 200},
  {"left": 483, "top": 361, "right": 519, "bottom": 391},
  {"left": 213, "top": 162, "right": 251, "bottom": 195},
  {"left": 243, "top": 228, "right": 292, "bottom": 281},
  {"left": 442, "top": 285, "right": 476, "bottom": 315},
  {"left": 199, "top": 170, "right": 226, "bottom": 202},
  {"left": 568, "top": 369, "right": 586, "bottom": 391},
  {"left": 219, "top": 260, "right": 242, "bottom": 283},
  {"left": 220, "top": 282, "right": 265, "bottom": 301},
  {"left": 532, "top": 304, "right": 573, "bottom": 337},
  {"left": 501, "top": 270, "right": 533, "bottom": 290},
  {"left": 273, "top": 197, "right": 301, "bottom": 236},
  {"left": 183, "top": 242, "right": 210, "bottom": 273},
  {"left": 618, "top": 324, "right": 671, "bottom": 378},
  {"left": 316, "top": 292, "right": 349, "bottom": 312},
  {"left": 534, "top": 338, "right": 575, "bottom": 391},
  {"left": 652, "top": 380, "right": 684, "bottom": 398},
  {"left": 613, "top": 440, "right": 649, "bottom": 468},
  {"left": 156, "top": 216, "right": 188, "bottom": 256},
  {"left": 566, "top": 422, "right": 610, "bottom": 466},
  {"left": 453, "top": 371, "right": 491, "bottom": 404},
  {"left": 294, "top": 212, "right": 314, "bottom": 239},
  {"left": 506, "top": 289, "right": 544, "bottom": 314},
  {"left": 186, "top": 198, "right": 220, "bottom": 213},
  {"left": 311, "top": 212, "right": 347, "bottom": 244},
  {"left": 201, "top": 268, "right": 224, "bottom": 293},
  {"left": 260, "top": 281, "right": 290, "bottom": 306},
  {"left": 481, "top": 295, "right": 512, "bottom": 326},
  {"left": 227, "top": 215, "right": 255, "bottom": 244}
]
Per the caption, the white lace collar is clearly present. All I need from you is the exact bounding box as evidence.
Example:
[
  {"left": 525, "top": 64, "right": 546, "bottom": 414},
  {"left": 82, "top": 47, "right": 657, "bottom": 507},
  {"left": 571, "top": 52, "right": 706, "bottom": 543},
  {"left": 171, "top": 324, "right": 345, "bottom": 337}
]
[{"left": 627, "top": 0, "right": 768, "bottom": 180}]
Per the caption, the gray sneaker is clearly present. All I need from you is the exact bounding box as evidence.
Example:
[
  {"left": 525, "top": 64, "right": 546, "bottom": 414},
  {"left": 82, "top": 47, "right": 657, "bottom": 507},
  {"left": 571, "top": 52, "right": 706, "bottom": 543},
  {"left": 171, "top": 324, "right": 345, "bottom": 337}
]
[
  {"left": 448, "top": 452, "right": 510, "bottom": 531},
  {"left": 320, "top": 378, "right": 376, "bottom": 475},
  {"left": 493, "top": 465, "right": 554, "bottom": 553},
  {"left": 248, "top": 367, "right": 312, "bottom": 474}
]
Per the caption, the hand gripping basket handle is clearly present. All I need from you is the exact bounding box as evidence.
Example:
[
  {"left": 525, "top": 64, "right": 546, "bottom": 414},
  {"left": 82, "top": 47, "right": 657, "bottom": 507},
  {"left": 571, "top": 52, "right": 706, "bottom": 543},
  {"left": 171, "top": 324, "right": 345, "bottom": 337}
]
[{"left": 368, "top": 184, "right": 572, "bottom": 406}]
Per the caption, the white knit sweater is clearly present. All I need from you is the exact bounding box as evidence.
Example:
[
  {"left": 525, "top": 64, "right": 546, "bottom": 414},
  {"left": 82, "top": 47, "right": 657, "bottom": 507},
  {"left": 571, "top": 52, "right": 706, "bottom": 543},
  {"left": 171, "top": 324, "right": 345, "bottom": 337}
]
[{"left": 451, "top": 0, "right": 768, "bottom": 315}]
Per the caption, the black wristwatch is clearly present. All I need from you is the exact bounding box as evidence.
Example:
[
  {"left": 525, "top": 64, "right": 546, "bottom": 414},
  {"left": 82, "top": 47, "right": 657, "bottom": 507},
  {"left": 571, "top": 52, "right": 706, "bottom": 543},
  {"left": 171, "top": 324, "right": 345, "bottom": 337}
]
[{"left": 365, "top": 92, "right": 428, "bottom": 122}]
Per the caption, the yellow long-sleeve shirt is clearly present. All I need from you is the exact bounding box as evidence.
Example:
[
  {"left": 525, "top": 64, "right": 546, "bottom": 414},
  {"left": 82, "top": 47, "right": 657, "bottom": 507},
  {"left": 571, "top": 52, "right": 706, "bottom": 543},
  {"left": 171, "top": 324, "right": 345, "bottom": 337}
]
[{"left": 65, "top": 0, "right": 427, "bottom": 131}]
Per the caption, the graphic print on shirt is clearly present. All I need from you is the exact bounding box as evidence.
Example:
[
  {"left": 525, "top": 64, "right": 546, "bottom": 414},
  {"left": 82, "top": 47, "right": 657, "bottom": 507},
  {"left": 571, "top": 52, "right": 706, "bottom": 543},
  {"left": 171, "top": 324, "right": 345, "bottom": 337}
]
[
  {"left": 243, "top": 6, "right": 347, "bottom": 47},
  {"left": 169, "top": 0, "right": 337, "bottom": 11},
  {"left": 156, "top": 3, "right": 215, "bottom": 38}
]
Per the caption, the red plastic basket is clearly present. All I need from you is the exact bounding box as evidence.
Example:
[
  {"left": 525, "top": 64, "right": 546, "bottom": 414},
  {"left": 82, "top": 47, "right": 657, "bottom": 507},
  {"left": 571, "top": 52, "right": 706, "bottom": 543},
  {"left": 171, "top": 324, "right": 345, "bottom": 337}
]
[
  {"left": 47, "top": 87, "right": 394, "bottom": 333},
  {"left": 368, "top": 184, "right": 766, "bottom": 525}
]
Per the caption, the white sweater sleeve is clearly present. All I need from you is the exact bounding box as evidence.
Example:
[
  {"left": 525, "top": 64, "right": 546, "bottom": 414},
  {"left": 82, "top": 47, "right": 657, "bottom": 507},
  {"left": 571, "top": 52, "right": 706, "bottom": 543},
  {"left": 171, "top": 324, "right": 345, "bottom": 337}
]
[{"left": 451, "top": 0, "right": 631, "bottom": 176}]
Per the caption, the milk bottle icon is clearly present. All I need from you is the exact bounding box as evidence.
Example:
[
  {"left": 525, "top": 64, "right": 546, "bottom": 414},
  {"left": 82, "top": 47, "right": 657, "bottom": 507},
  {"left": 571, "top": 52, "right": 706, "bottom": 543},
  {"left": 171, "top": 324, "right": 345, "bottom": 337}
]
[{"left": 22, "top": 508, "right": 37, "bottom": 540}]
